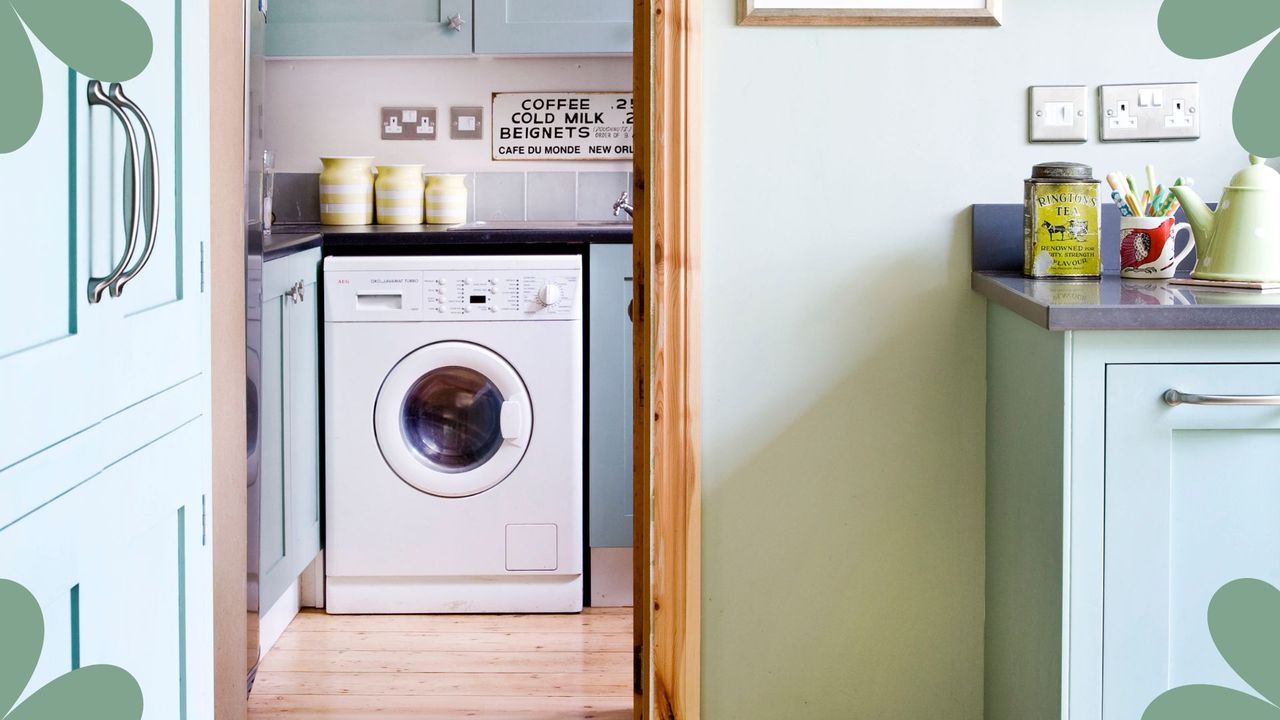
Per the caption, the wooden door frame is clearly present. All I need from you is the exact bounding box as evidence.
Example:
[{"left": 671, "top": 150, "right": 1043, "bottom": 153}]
[{"left": 634, "top": 0, "right": 701, "bottom": 718}]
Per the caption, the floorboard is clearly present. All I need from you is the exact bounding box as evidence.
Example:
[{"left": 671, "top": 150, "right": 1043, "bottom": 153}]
[{"left": 249, "top": 608, "right": 633, "bottom": 719}]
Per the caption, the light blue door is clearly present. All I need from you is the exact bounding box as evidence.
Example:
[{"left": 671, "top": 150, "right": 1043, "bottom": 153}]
[
  {"left": 474, "top": 0, "right": 631, "bottom": 54},
  {"left": 1104, "top": 363, "right": 1280, "bottom": 720},
  {"left": 260, "top": 249, "right": 321, "bottom": 612},
  {"left": 0, "top": 0, "right": 212, "bottom": 716},
  {"left": 588, "top": 244, "right": 634, "bottom": 549},
  {"left": 266, "top": 0, "right": 473, "bottom": 57}
]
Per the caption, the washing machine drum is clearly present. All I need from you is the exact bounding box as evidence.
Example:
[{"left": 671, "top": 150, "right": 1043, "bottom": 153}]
[{"left": 375, "top": 341, "right": 532, "bottom": 497}]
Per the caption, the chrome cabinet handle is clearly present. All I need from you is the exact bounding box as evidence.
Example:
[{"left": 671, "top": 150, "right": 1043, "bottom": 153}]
[
  {"left": 86, "top": 80, "right": 141, "bottom": 304},
  {"left": 108, "top": 83, "right": 160, "bottom": 298},
  {"left": 285, "top": 281, "right": 304, "bottom": 304},
  {"left": 447, "top": 13, "right": 465, "bottom": 31},
  {"left": 1164, "top": 389, "right": 1280, "bottom": 407}
]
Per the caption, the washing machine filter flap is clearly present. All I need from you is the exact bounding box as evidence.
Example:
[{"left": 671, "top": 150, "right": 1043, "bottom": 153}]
[{"left": 375, "top": 341, "right": 532, "bottom": 497}]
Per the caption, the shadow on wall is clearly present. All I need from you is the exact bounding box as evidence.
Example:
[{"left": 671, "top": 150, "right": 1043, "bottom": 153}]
[{"left": 702, "top": 211, "right": 987, "bottom": 718}]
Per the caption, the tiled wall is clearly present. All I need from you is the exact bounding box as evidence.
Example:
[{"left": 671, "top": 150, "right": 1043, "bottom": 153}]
[{"left": 272, "top": 171, "right": 630, "bottom": 225}]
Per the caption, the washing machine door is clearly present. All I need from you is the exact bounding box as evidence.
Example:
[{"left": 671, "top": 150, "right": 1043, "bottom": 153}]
[{"left": 374, "top": 341, "right": 533, "bottom": 497}]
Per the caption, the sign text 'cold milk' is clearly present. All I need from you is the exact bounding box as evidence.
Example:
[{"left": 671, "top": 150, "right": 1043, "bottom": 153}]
[{"left": 493, "top": 92, "right": 633, "bottom": 161}]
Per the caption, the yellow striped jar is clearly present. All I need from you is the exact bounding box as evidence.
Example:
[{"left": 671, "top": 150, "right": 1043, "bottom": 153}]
[
  {"left": 425, "top": 174, "right": 468, "bottom": 225},
  {"left": 375, "top": 164, "right": 425, "bottom": 225},
  {"left": 319, "top": 156, "right": 374, "bottom": 225}
]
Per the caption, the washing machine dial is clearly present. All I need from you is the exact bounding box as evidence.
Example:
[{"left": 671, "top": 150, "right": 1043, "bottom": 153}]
[{"left": 537, "top": 284, "right": 562, "bottom": 307}]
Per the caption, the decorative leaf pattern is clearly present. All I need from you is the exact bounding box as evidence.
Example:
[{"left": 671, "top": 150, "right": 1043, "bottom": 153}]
[
  {"left": 1144, "top": 580, "right": 1280, "bottom": 720},
  {"left": 0, "top": 579, "right": 143, "bottom": 720},
  {"left": 0, "top": 0, "right": 152, "bottom": 153},
  {"left": 1159, "top": 0, "right": 1280, "bottom": 156}
]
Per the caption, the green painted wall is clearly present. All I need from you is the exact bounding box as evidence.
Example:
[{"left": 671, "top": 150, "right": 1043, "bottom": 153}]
[{"left": 699, "top": 1, "right": 1257, "bottom": 716}]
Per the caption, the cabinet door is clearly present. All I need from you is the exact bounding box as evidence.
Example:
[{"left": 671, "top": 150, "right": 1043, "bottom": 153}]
[
  {"left": 266, "top": 0, "right": 473, "bottom": 57},
  {"left": 588, "top": 244, "right": 634, "bottom": 549},
  {"left": 1104, "top": 363, "right": 1280, "bottom": 720},
  {"left": 260, "top": 249, "right": 321, "bottom": 613},
  {"left": 475, "top": 0, "right": 631, "bottom": 54},
  {"left": 287, "top": 252, "right": 321, "bottom": 573}
]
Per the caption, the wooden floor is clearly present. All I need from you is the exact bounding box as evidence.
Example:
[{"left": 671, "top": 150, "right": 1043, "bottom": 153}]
[{"left": 248, "top": 608, "right": 633, "bottom": 719}]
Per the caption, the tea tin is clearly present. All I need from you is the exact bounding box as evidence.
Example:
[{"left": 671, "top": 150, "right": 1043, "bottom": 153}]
[{"left": 1023, "top": 162, "right": 1102, "bottom": 278}]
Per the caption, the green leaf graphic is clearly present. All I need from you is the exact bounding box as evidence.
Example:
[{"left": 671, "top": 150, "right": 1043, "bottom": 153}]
[
  {"left": 10, "top": 0, "right": 151, "bottom": 82},
  {"left": 1159, "top": 0, "right": 1280, "bottom": 59},
  {"left": 1143, "top": 684, "right": 1280, "bottom": 720},
  {"left": 0, "top": 5, "right": 42, "bottom": 154},
  {"left": 6, "top": 666, "right": 142, "bottom": 720},
  {"left": 1209, "top": 579, "right": 1280, "bottom": 708},
  {"left": 1234, "top": 37, "right": 1280, "bottom": 158},
  {"left": 0, "top": 580, "right": 43, "bottom": 717}
]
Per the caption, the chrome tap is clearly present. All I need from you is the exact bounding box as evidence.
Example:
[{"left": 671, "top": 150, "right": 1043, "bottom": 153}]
[{"left": 612, "top": 191, "right": 634, "bottom": 219}]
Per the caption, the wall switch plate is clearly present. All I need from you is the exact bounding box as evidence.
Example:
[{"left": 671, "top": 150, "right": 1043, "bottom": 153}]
[
  {"left": 1099, "top": 83, "right": 1200, "bottom": 142},
  {"left": 451, "top": 106, "right": 484, "bottom": 140},
  {"left": 381, "top": 107, "right": 437, "bottom": 140},
  {"left": 1029, "top": 85, "right": 1089, "bottom": 143}
]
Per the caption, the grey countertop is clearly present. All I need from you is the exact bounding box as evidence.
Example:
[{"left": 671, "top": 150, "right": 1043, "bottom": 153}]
[
  {"left": 973, "top": 272, "right": 1280, "bottom": 331},
  {"left": 971, "top": 204, "right": 1280, "bottom": 331},
  {"left": 262, "top": 231, "right": 322, "bottom": 261}
]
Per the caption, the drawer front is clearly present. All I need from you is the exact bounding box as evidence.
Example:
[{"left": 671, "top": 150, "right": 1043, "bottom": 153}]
[{"left": 1104, "top": 363, "right": 1280, "bottom": 719}]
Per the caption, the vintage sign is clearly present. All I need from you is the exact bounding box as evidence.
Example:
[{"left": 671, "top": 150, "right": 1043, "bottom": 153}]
[{"left": 492, "top": 92, "right": 633, "bottom": 161}]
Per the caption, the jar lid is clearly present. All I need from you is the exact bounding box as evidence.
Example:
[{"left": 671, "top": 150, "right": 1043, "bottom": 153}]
[{"left": 1032, "top": 162, "right": 1094, "bottom": 180}]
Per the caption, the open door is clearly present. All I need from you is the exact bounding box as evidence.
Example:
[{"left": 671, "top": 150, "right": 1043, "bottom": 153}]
[{"left": 633, "top": 0, "right": 701, "bottom": 717}]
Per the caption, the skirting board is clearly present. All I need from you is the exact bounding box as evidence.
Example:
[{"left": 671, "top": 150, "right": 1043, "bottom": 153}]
[
  {"left": 590, "top": 547, "right": 634, "bottom": 607},
  {"left": 259, "top": 579, "right": 299, "bottom": 658}
]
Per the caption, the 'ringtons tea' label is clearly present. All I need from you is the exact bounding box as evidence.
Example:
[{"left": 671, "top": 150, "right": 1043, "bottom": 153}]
[{"left": 1023, "top": 182, "right": 1102, "bottom": 277}]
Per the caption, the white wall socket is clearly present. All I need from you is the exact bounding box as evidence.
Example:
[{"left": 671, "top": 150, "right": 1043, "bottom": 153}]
[
  {"left": 1029, "top": 86, "right": 1089, "bottom": 143},
  {"left": 1099, "top": 83, "right": 1200, "bottom": 142}
]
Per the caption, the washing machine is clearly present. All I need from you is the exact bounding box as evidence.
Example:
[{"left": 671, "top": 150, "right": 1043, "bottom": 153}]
[{"left": 323, "top": 255, "right": 583, "bottom": 614}]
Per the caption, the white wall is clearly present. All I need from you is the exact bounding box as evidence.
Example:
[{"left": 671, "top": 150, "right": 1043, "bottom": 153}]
[
  {"left": 264, "top": 56, "right": 631, "bottom": 173},
  {"left": 700, "top": 1, "right": 1260, "bottom": 717}
]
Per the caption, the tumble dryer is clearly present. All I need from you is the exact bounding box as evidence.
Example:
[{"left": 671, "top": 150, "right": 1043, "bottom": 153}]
[{"left": 323, "top": 255, "right": 583, "bottom": 613}]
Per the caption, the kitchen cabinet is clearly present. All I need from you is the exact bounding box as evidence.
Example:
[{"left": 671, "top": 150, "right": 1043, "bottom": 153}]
[
  {"left": 0, "top": 0, "right": 213, "bottom": 716},
  {"left": 265, "top": 0, "right": 474, "bottom": 57},
  {"left": 474, "top": 0, "right": 632, "bottom": 54},
  {"left": 260, "top": 248, "right": 322, "bottom": 612},
  {"left": 984, "top": 304, "right": 1280, "bottom": 720},
  {"left": 588, "top": 244, "right": 634, "bottom": 550}
]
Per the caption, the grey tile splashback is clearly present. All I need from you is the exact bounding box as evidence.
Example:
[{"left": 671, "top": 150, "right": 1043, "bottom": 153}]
[{"left": 272, "top": 171, "right": 629, "bottom": 225}]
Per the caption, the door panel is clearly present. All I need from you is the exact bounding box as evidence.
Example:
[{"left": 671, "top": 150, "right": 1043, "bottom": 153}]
[
  {"left": 265, "top": 0, "right": 473, "bottom": 57},
  {"left": 1104, "top": 363, "right": 1280, "bottom": 720},
  {"left": 288, "top": 268, "right": 321, "bottom": 564},
  {"left": 260, "top": 289, "right": 286, "bottom": 595},
  {"left": 588, "top": 244, "right": 634, "bottom": 548},
  {"left": 474, "top": 0, "right": 631, "bottom": 54}
]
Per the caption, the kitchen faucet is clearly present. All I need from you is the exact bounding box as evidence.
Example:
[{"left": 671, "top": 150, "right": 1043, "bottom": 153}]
[{"left": 613, "top": 191, "right": 634, "bottom": 219}]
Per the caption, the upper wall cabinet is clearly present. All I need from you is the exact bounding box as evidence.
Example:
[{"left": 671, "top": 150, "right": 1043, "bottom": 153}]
[
  {"left": 266, "top": 0, "right": 474, "bottom": 57},
  {"left": 474, "top": 0, "right": 631, "bottom": 54}
]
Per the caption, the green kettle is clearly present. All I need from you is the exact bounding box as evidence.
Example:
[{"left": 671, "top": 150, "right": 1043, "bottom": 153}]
[{"left": 1172, "top": 156, "right": 1280, "bottom": 283}]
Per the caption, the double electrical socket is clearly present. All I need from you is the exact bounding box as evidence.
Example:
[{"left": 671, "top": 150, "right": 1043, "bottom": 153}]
[
  {"left": 1029, "top": 83, "right": 1200, "bottom": 143},
  {"left": 381, "top": 107, "right": 437, "bottom": 140}
]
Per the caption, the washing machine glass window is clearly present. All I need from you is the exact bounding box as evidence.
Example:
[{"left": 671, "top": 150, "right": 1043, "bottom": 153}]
[
  {"left": 375, "top": 341, "right": 533, "bottom": 498},
  {"left": 401, "top": 366, "right": 504, "bottom": 474}
]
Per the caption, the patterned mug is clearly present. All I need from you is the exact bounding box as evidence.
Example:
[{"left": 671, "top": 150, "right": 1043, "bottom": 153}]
[{"left": 1120, "top": 216, "right": 1196, "bottom": 279}]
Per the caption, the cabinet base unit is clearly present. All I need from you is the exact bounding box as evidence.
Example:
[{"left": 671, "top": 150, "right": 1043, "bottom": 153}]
[{"left": 985, "top": 303, "right": 1280, "bottom": 720}]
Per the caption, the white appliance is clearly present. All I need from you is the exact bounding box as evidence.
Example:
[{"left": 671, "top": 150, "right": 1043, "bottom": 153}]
[{"left": 324, "top": 255, "right": 584, "bottom": 613}]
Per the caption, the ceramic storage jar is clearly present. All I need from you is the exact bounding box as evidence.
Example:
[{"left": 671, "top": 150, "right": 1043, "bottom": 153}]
[
  {"left": 319, "top": 156, "right": 374, "bottom": 225},
  {"left": 425, "top": 174, "right": 468, "bottom": 225},
  {"left": 375, "top": 164, "right": 425, "bottom": 225}
]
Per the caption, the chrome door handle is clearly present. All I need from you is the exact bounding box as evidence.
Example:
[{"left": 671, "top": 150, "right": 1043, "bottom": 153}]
[
  {"left": 86, "top": 80, "right": 141, "bottom": 304},
  {"left": 447, "top": 13, "right": 465, "bottom": 31},
  {"left": 108, "top": 83, "right": 160, "bottom": 298},
  {"left": 285, "top": 281, "right": 304, "bottom": 304},
  {"left": 1164, "top": 389, "right": 1280, "bottom": 407}
]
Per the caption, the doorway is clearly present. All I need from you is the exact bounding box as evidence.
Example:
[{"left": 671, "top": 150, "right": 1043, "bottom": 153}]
[{"left": 213, "top": 0, "right": 701, "bottom": 717}]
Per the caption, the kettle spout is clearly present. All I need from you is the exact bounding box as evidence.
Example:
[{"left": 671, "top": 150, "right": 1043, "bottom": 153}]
[{"left": 1171, "top": 185, "right": 1214, "bottom": 243}]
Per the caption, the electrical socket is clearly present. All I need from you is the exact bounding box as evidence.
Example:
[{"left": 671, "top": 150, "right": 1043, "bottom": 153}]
[
  {"left": 381, "top": 107, "right": 438, "bottom": 141},
  {"left": 1099, "top": 83, "right": 1200, "bottom": 142}
]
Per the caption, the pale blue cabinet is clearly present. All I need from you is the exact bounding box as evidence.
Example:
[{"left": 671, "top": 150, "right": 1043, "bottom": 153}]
[
  {"left": 266, "top": 0, "right": 474, "bottom": 57},
  {"left": 260, "top": 248, "right": 322, "bottom": 612},
  {"left": 588, "top": 244, "right": 634, "bottom": 550},
  {"left": 0, "top": 0, "right": 213, "bottom": 717},
  {"left": 474, "top": 0, "right": 631, "bottom": 54},
  {"left": 984, "top": 305, "right": 1280, "bottom": 720}
]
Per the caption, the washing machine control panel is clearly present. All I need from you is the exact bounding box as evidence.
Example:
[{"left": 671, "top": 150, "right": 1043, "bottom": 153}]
[{"left": 326, "top": 262, "right": 581, "bottom": 322}]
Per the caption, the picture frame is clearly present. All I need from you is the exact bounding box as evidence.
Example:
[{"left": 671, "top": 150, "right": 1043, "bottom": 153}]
[{"left": 738, "top": 0, "right": 1002, "bottom": 26}]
